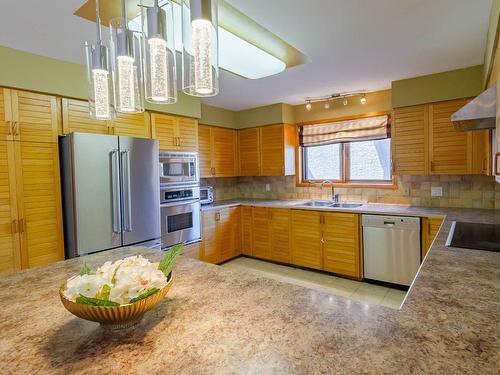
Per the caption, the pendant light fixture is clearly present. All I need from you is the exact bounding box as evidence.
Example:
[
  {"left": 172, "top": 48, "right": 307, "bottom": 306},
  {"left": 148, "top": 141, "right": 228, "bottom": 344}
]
[
  {"left": 110, "top": 0, "right": 145, "bottom": 113},
  {"left": 182, "top": 0, "right": 219, "bottom": 97},
  {"left": 142, "top": 0, "right": 177, "bottom": 104},
  {"left": 85, "top": 0, "right": 114, "bottom": 120}
]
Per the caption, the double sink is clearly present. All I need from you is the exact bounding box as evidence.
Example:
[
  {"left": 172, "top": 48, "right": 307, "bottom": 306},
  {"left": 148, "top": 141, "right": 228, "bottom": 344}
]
[{"left": 295, "top": 200, "right": 364, "bottom": 209}]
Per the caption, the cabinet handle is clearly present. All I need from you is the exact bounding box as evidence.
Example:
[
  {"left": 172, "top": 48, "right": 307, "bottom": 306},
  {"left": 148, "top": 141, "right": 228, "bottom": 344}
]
[
  {"left": 13, "top": 121, "right": 19, "bottom": 136},
  {"left": 482, "top": 158, "right": 487, "bottom": 172},
  {"left": 495, "top": 152, "right": 500, "bottom": 176},
  {"left": 11, "top": 219, "right": 18, "bottom": 234},
  {"left": 211, "top": 167, "right": 215, "bottom": 175},
  {"left": 430, "top": 161, "right": 434, "bottom": 172},
  {"left": 6, "top": 121, "right": 12, "bottom": 136},
  {"left": 178, "top": 137, "right": 181, "bottom": 147},
  {"left": 19, "top": 218, "right": 25, "bottom": 233}
]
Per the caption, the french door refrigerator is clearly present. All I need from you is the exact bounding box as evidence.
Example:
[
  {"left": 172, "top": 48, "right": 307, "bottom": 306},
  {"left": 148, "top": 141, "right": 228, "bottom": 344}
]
[{"left": 60, "top": 133, "right": 160, "bottom": 258}]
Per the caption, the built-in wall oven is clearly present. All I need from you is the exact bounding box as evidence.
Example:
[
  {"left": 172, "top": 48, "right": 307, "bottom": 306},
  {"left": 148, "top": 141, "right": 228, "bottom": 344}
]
[
  {"left": 160, "top": 184, "right": 201, "bottom": 249},
  {"left": 159, "top": 151, "right": 199, "bottom": 186}
]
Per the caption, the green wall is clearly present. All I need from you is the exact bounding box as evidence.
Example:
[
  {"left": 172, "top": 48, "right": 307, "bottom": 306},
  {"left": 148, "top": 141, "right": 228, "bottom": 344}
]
[
  {"left": 483, "top": 0, "right": 500, "bottom": 87},
  {"left": 234, "top": 103, "right": 284, "bottom": 128},
  {"left": 0, "top": 46, "right": 201, "bottom": 118},
  {"left": 199, "top": 104, "right": 235, "bottom": 128},
  {"left": 391, "top": 65, "right": 483, "bottom": 108}
]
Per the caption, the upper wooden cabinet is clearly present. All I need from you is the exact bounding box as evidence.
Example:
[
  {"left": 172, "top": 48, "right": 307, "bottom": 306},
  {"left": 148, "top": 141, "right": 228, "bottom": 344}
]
[
  {"left": 238, "top": 127, "right": 260, "bottom": 176},
  {"left": 198, "top": 125, "right": 238, "bottom": 177},
  {"left": 61, "top": 98, "right": 110, "bottom": 135},
  {"left": 151, "top": 113, "right": 198, "bottom": 152},
  {"left": 110, "top": 112, "right": 151, "bottom": 138},
  {"left": 239, "top": 124, "right": 296, "bottom": 177},
  {"left": 2, "top": 89, "right": 59, "bottom": 143},
  {"left": 393, "top": 98, "right": 491, "bottom": 175}
]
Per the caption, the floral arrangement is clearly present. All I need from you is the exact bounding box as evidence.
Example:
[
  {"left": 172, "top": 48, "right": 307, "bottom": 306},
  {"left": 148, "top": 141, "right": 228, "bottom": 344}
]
[{"left": 63, "top": 244, "right": 182, "bottom": 306}]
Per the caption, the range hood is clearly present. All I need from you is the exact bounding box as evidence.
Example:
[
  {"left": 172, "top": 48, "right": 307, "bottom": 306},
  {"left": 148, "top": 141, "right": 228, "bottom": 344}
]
[{"left": 451, "top": 85, "right": 496, "bottom": 131}]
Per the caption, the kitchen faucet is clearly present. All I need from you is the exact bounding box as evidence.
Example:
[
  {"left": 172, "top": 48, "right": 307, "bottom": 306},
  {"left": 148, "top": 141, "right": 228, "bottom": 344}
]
[{"left": 320, "top": 180, "right": 339, "bottom": 203}]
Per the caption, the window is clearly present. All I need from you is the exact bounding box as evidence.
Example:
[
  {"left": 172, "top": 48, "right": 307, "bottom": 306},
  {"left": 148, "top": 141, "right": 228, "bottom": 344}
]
[{"left": 302, "top": 138, "right": 393, "bottom": 184}]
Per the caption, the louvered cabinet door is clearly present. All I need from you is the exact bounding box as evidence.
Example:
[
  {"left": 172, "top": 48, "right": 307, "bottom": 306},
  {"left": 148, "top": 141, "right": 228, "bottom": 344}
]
[
  {"left": 241, "top": 206, "right": 253, "bottom": 255},
  {"left": 198, "top": 125, "right": 213, "bottom": 177},
  {"left": 291, "top": 210, "right": 322, "bottom": 270},
  {"left": 15, "top": 142, "right": 64, "bottom": 268},
  {"left": 1, "top": 89, "right": 14, "bottom": 141},
  {"left": 218, "top": 207, "right": 240, "bottom": 262},
  {"left": 422, "top": 217, "right": 443, "bottom": 259},
  {"left": 270, "top": 208, "right": 291, "bottom": 263},
  {"left": 392, "top": 105, "right": 428, "bottom": 175},
  {"left": 429, "top": 99, "right": 473, "bottom": 174},
  {"left": 177, "top": 117, "right": 198, "bottom": 151},
  {"left": 472, "top": 130, "right": 491, "bottom": 175},
  {"left": 260, "top": 125, "right": 284, "bottom": 176},
  {"left": 323, "top": 212, "right": 360, "bottom": 278},
  {"left": 251, "top": 207, "right": 271, "bottom": 260},
  {"left": 151, "top": 113, "right": 177, "bottom": 151},
  {"left": 200, "top": 210, "right": 218, "bottom": 264},
  {"left": 0, "top": 141, "right": 21, "bottom": 274},
  {"left": 212, "top": 127, "right": 237, "bottom": 177},
  {"left": 238, "top": 128, "right": 260, "bottom": 176},
  {"left": 11, "top": 90, "right": 59, "bottom": 143},
  {"left": 111, "top": 112, "right": 150, "bottom": 138},
  {"left": 61, "top": 98, "right": 110, "bottom": 135}
]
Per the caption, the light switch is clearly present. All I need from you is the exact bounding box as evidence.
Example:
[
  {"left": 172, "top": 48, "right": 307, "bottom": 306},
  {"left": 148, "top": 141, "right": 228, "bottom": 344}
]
[
  {"left": 431, "top": 186, "right": 443, "bottom": 197},
  {"left": 265, "top": 183, "right": 271, "bottom": 192}
]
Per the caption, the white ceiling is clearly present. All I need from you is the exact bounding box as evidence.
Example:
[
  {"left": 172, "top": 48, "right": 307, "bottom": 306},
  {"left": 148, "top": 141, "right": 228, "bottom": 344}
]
[{"left": 0, "top": 0, "right": 493, "bottom": 111}]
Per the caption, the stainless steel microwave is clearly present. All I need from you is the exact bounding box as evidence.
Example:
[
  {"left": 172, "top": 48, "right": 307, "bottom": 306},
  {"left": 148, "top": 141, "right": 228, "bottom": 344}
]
[{"left": 159, "top": 151, "right": 199, "bottom": 186}]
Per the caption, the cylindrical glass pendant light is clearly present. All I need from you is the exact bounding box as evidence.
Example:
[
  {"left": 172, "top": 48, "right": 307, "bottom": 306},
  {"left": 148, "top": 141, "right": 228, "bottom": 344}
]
[
  {"left": 182, "top": 0, "right": 219, "bottom": 97},
  {"left": 110, "top": 0, "right": 145, "bottom": 113},
  {"left": 142, "top": 0, "right": 177, "bottom": 104},
  {"left": 85, "top": 0, "right": 114, "bottom": 120}
]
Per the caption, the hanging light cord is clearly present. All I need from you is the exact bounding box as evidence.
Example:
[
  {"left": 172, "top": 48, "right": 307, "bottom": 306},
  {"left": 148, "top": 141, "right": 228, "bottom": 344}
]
[
  {"left": 122, "top": 0, "right": 127, "bottom": 22},
  {"left": 95, "top": 0, "right": 102, "bottom": 45}
]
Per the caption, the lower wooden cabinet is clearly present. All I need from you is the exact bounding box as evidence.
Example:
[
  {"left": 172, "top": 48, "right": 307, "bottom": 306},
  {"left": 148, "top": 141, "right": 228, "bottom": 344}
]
[
  {"left": 0, "top": 141, "right": 64, "bottom": 274},
  {"left": 269, "top": 209, "right": 291, "bottom": 264},
  {"left": 421, "top": 217, "right": 444, "bottom": 259},
  {"left": 200, "top": 207, "right": 241, "bottom": 264},
  {"left": 251, "top": 207, "right": 271, "bottom": 260},
  {"left": 291, "top": 210, "right": 323, "bottom": 270},
  {"left": 241, "top": 206, "right": 253, "bottom": 255},
  {"left": 323, "top": 212, "right": 361, "bottom": 278}
]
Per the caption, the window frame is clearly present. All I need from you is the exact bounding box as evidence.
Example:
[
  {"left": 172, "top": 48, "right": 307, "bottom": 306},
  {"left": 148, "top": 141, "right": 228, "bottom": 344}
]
[{"left": 296, "top": 112, "right": 398, "bottom": 189}]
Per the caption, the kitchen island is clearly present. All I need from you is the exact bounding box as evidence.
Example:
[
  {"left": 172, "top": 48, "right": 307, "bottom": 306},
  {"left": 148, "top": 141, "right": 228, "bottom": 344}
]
[{"left": 0, "top": 208, "right": 499, "bottom": 374}]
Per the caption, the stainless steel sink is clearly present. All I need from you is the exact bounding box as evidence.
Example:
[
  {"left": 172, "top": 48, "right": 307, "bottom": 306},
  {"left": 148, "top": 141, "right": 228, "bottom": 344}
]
[
  {"left": 329, "top": 203, "right": 363, "bottom": 208},
  {"left": 296, "top": 201, "right": 363, "bottom": 208},
  {"left": 299, "top": 200, "right": 334, "bottom": 207}
]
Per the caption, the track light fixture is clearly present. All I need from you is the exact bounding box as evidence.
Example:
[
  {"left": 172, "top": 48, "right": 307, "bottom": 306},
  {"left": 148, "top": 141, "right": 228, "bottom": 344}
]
[{"left": 303, "top": 91, "right": 367, "bottom": 111}]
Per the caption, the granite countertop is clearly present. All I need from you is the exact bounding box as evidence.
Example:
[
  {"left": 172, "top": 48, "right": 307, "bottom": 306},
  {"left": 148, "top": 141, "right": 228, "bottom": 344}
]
[{"left": 0, "top": 207, "right": 499, "bottom": 374}]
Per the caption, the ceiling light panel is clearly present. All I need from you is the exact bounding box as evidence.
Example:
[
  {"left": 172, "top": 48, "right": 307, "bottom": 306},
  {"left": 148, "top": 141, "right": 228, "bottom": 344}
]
[{"left": 129, "top": 1, "right": 286, "bottom": 79}]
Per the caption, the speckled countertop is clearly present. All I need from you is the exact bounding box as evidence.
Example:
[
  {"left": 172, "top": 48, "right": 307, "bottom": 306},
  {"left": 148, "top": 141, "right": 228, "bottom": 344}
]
[{"left": 0, "top": 205, "right": 499, "bottom": 374}]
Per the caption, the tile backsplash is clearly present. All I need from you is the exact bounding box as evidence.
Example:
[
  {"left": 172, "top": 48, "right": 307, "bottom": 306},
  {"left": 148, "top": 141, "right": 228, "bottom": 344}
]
[{"left": 201, "top": 175, "right": 500, "bottom": 209}]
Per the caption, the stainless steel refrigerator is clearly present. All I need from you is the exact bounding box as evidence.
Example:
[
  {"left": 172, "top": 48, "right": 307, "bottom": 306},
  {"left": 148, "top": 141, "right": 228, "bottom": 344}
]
[{"left": 60, "top": 133, "right": 160, "bottom": 258}]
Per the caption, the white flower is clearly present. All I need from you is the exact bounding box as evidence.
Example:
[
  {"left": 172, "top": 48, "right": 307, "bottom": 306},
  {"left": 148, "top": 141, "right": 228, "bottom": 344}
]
[{"left": 65, "top": 274, "right": 107, "bottom": 301}]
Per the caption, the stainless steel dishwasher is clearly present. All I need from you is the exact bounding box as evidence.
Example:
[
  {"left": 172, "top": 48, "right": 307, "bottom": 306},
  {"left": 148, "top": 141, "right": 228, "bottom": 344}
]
[{"left": 362, "top": 215, "right": 421, "bottom": 286}]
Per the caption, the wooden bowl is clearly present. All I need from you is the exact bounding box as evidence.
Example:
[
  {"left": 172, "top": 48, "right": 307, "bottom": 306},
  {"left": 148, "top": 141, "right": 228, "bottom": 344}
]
[{"left": 59, "top": 275, "right": 173, "bottom": 329}]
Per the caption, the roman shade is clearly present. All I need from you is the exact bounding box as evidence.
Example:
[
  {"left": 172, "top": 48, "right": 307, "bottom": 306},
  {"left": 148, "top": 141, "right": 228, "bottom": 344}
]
[{"left": 299, "top": 115, "right": 390, "bottom": 147}]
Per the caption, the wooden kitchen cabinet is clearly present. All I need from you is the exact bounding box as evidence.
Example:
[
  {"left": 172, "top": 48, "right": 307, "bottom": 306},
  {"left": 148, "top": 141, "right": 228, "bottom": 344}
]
[
  {"left": 322, "top": 212, "right": 361, "bottom": 278},
  {"left": 269, "top": 208, "right": 291, "bottom": 263},
  {"left": 421, "top": 217, "right": 443, "bottom": 259},
  {"left": 200, "top": 207, "right": 241, "bottom": 264},
  {"left": 198, "top": 124, "right": 238, "bottom": 177},
  {"left": 110, "top": 111, "right": 151, "bottom": 138},
  {"left": 238, "top": 124, "right": 296, "bottom": 177},
  {"left": 291, "top": 210, "right": 323, "bottom": 270},
  {"left": 238, "top": 127, "right": 260, "bottom": 176},
  {"left": 392, "top": 104, "right": 429, "bottom": 175},
  {"left": 1, "top": 89, "right": 59, "bottom": 143},
  {"left": 241, "top": 206, "right": 253, "bottom": 255},
  {"left": 61, "top": 98, "right": 111, "bottom": 135},
  {"left": 251, "top": 207, "right": 271, "bottom": 260},
  {"left": 151, "top": 113, "right": 198, "bottom": 152},
  {"left": 393, "top": 98, "right": 491, "bottom": 175}
]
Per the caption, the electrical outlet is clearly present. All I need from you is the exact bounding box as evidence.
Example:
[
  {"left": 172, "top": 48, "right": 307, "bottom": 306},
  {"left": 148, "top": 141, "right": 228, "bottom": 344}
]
[
  {"left": 265, "top": 183, "right": 271, "bottom": 192},
  {"left": 431, "top": 186, "right": 443, "bottom": 197}
]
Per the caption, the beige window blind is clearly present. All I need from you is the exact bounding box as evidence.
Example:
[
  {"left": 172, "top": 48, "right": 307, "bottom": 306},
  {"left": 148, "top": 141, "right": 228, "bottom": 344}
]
[{"left": 299, "top": 115, "right": 390, "bottom": 147}]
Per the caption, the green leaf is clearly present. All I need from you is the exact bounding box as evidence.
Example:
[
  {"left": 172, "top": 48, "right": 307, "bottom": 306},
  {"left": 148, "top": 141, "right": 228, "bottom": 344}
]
[
  {"left": 79, "top": 262, "right": 93, "bottom": 276},
  {"left": 111, "top": 263, "right": 122, "bottom": 285},
  {"left": 95, "top": 284, "right": 111, "bottom": 300},
  {"left": 75, "top": 294, "right": 120, "bottom": 307},
  {"left": 159, "top": 243, "right": 183, "bottom": 277},
  {"left": 129, "top": 288, "right": 160, "bottom": 304}
]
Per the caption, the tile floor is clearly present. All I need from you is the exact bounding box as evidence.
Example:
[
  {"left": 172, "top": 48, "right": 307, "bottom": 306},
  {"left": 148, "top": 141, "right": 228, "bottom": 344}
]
[{"left": 221, "top": 257, "right": 407, "bottom": 309}]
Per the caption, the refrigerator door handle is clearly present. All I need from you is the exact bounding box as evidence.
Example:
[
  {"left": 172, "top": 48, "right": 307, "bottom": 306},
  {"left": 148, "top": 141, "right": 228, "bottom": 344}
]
[
  {"left": 121, "top": 150, "right": 133, "bottom": 232},
  {"left": 110, "top": 149, "right": 121, "bottom": 234}
]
